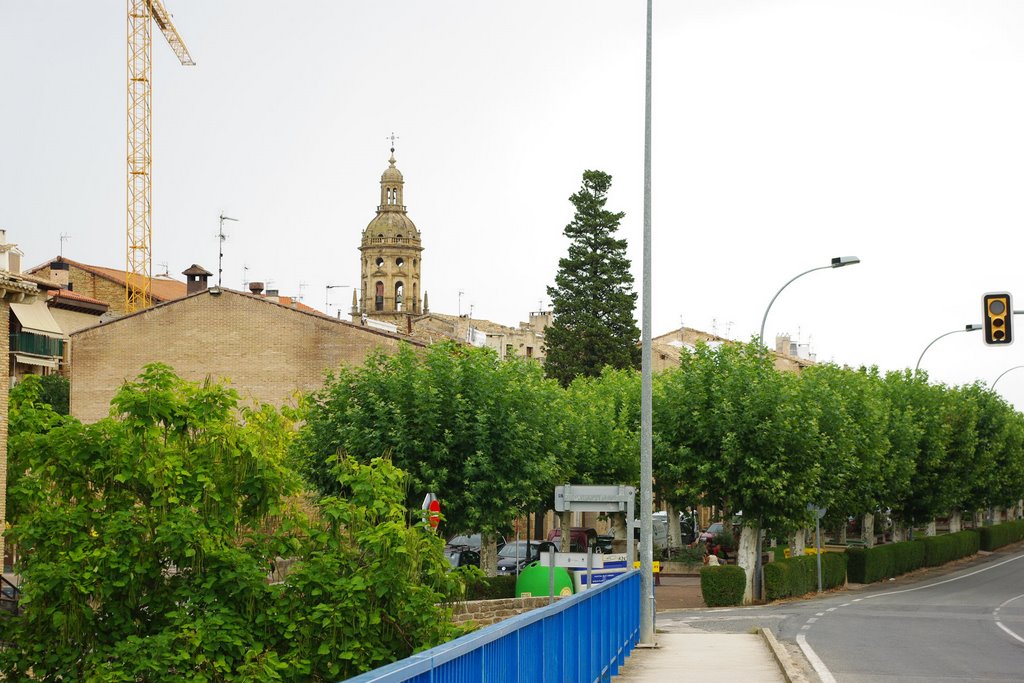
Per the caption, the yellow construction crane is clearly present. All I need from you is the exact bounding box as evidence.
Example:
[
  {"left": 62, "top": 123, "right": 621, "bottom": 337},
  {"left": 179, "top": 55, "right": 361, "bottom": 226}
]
[{"left": 126, "top": 0, "right": 194, "bottom": 312}]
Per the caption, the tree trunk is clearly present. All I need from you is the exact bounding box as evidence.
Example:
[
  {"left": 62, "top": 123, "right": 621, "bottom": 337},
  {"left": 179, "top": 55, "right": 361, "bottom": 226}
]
[
  {"left": 892, "top": 521, "right": 906, "bottom": 542},
  {"left": 862, "top": 513, "right": 875, "bottom": 548},
  {"left": 611, "top": 511, "right": 628, "bottom": 554},
  {"left": 838, "top": 524, "right": 847, "bottom": 545},
  {"left": 480, "top": 533, "right": 499, "bottom": 577},
  {"left": 737, "top": 524, "right": 758, "bottom": 605},
  {"left": 667, "top": 502, "right": 682, "bottom": 549},
  {"left": 560, "top": 511, "right": 571, "bottom": 552},
  {"left": 949, "top": 509, "right": 962, "bottom": 533},
  {"left": 789, "top": 528, "right": 806, "bottom": 558}
]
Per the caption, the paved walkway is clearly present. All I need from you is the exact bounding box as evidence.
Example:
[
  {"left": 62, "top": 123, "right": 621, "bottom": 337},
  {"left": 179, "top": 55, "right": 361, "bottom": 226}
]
[{"left": 612, "top": 633, "right": 789, "bottom": 682}]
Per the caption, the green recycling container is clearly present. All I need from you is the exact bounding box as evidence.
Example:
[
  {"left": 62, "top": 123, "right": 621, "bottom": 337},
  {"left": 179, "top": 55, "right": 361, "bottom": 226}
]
[{"left": 515, "top": 561, "right": 574, "bottom": 598}]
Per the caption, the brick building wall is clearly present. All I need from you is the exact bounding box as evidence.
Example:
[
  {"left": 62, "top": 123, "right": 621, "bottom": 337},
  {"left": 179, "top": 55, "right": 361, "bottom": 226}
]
[
  {"left": 70, "top": 289, "right": 421, "bottom": 423},
  {"left": 64, "top": 267, "right": 128, "bottom": 315}
]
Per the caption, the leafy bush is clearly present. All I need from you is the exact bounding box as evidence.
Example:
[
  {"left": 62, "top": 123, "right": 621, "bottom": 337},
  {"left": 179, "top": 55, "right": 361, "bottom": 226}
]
[
  {"left": 979, "top": 520, "right": 1024, "bottom": 551},
  {"left": 763, "top": 553, "right": 846, "bottom": 600},
  {"left": 700, "top": 565, "right": 746, "bottom": 606},
  {"left": 458, "top": 570, "right": 516, "bottom": 600},
  {"left": 665, "top": 544, "right": 706, "bottom": 566},
  {"left": 847, "top": 532, "right": 979, "bottom": 584},
  {"left": 0, "top": 364, "right": 465, "bottom": 681}
]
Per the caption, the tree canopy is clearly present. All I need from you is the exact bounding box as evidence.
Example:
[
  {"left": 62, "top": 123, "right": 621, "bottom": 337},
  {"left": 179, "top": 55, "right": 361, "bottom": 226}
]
[
  {"left": 2, "top": 364, "right": 462, "bottom": 681},
  {"left": 544, "top": 170, "right": 640, "bottom": 386},
  {"left": 294, "top": 342, "right": 561, "bottom": 538}
]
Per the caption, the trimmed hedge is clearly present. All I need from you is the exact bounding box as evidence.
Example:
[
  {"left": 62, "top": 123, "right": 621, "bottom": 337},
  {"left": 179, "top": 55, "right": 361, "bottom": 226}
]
[
  {"left": 464, "top": 575, "right": 516, "bottom": 600},
  {"left": 846, "top": 531, "right": 980, "bottom": 583},
  {"left": 763, "top": 552, "right": 846, "bottom": 601},
  {"left": 920, "top": 530, "right": 979, "bottom": 567},
  {"left": 700, "top": 565, "right": 746, "bottom": 607},
  {"left": 979, "top": 519, "right": 1024, "bottom": 551}
]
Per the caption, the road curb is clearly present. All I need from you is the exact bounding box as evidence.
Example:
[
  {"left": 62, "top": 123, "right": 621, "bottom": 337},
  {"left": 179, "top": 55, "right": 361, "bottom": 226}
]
[{"left": 759, "top": 627, "right": 798, "bottom": 683}]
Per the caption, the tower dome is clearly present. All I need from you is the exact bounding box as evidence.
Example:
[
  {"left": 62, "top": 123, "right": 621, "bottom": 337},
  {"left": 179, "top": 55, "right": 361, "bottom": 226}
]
[{"left": 355, "top": 148, "right": 424, "bottom": 322}]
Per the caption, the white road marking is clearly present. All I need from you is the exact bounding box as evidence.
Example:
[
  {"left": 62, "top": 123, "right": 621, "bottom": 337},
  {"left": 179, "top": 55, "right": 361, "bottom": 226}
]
[
  {"left": 996, "top": 621, "right": 1024, "bottom": 645},
  {"left": 864, "top": 553, "right": 1024, "bottom": 600},
  {"left": 797, "top": 633, "right": 838, "bottom": 683},
  {"left": 993, "top": 593, "right": 1024, "bottom": 644},
  {"left": 807, "top": 617, "right": 819, "bottom": 623}
]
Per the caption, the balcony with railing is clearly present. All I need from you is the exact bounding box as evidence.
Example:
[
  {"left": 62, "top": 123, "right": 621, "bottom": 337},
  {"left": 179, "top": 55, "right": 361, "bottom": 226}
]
[{"left": 10, "top": 332, "right": 64, "bottom": 359}]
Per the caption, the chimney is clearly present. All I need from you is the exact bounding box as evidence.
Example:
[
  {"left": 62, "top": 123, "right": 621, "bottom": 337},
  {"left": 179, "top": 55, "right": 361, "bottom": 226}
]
[
  {"left": 248, "top": 281, "right": 264, "bottom": 296},
  {"left": 49, "top": 260, "right": 70, "bottom": 288},
  {"left": 182, "top": 264, "right": 212, "bottom": 295},
  {"left": 265, "top": 289, "right": 280, "bottom": 303}
]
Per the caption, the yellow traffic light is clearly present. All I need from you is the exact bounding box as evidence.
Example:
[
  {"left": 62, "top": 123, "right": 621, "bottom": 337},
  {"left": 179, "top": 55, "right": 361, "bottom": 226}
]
[{"left": 983, "top": 293, "right": 1013, "bottom": 345}]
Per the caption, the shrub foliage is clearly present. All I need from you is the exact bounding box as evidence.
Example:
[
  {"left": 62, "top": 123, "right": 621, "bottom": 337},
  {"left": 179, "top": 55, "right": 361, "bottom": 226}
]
[{"left": 700, "top": 565, "right": 746, "bottom": 607}]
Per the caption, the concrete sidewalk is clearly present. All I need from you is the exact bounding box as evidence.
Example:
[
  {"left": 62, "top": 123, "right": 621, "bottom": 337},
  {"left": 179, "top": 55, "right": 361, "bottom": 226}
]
[{"left": 612, "top": 632, "right": 790, "bottom": 682}]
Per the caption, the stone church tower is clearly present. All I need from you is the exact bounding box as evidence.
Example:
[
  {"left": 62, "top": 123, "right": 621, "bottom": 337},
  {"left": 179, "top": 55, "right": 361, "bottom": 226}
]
[{"left": 353, "top": 148, "right": 424, "bottom": 326}]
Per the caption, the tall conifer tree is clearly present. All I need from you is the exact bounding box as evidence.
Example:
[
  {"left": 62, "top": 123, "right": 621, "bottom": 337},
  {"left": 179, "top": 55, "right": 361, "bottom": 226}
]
[{"left": 545, "top": 170, "right": 640, "bottom": 386}]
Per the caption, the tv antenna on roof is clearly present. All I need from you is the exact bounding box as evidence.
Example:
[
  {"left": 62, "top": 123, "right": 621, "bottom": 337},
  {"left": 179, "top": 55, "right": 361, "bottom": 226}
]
[
  {"left": 217, "top": 213, "right": 239, "bottom": 287},
  {"left": 59, "top": 233, "right": 71, "bottom": 257}
]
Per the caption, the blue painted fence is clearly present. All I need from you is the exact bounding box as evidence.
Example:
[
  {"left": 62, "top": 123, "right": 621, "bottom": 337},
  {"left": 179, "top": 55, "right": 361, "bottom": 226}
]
[{"left": 344, "top": 569, "right": 640, "bottom": 683}]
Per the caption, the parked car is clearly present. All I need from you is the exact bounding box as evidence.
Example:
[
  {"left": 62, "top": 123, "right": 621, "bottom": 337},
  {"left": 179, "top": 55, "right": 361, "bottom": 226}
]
[
  {"left": 699, "top": 521, "right": 726, "bottom": 543},
  {"left": 444, "top": 547, "right": 480, "bottom": 569},
  {"left": 444, "top": 533, "right": 507, "bottom": 553},
  {"left": 546, "top": 527, "right": 598, "bottom": 553},
  {"left": 653, "top": 510, "right": 698, "bottom": 548},
  {"left": 495, "top": 540, "right": 556, "bottom": 574}
]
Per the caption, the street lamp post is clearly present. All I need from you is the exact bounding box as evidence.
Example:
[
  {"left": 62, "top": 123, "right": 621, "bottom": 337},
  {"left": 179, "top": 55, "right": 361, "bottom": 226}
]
[
  {"left": 758, "top": 256, "right": 860, "bottom": 347},
  {"left": 754, "top": 255, "right": 860, "bottom": 602},
  {"left": 325, "top": 284, "right": 352, "bottom": 318},
  {"left": 915, "top": 324, "right": 983, "bottom": 373},
  {"left": 638, "top": 0, "right": 655, "bottom": 646}
]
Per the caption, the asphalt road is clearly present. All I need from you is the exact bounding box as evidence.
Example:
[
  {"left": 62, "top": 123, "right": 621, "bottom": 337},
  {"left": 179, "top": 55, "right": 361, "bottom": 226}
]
[{"left": 657, "top": 545, "right": 1024, "bottom": 683}]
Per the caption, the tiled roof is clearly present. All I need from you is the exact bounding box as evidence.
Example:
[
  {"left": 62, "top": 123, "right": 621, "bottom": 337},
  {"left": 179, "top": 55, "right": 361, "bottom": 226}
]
[{"left": 26, "top": 257, "right": 187, "bottom": 302}]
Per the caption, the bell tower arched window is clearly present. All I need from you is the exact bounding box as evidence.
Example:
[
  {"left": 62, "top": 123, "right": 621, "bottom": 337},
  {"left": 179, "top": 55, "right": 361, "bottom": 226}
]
[{"left": 375, "top": 281, "right": 384, "bottom": 311}]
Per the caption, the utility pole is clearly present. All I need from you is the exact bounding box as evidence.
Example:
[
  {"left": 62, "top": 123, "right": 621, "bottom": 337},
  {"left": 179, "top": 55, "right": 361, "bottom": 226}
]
[{"left": 217, "top": 213, "right": 238, "bottom": 287}]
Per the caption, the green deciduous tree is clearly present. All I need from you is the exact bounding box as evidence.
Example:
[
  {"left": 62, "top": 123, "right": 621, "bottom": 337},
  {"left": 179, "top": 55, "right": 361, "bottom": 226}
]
[
  {"left": 654, "top": 341, "right": 823, "bottom": 602},
  {"left": 798, "top": 365, "right": 890, "bottom": 533},
  {"left": 294, "top": 343, "right": 561, "bottom": 560},
  {"left": 2, "top": 364, "right": 463, "bottom": 681},
  {"left": 544, "top": 170, "right": 640, "bottom": 386}
]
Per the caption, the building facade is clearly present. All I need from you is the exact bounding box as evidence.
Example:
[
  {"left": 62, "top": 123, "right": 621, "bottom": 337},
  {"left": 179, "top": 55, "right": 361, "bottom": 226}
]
[{"left": 70, "top": 287, "right": 423, "bottom": 423}]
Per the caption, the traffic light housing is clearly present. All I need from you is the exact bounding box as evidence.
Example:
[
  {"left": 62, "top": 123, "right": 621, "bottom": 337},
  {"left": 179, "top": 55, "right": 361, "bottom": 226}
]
[{"left": 983, "top": 292, "right": 1013, "bottom": 345}]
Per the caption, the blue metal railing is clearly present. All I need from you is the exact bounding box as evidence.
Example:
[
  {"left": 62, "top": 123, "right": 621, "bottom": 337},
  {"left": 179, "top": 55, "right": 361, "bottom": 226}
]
[{"left": 344, "top": 569, "right": 640, "bottom": 683}]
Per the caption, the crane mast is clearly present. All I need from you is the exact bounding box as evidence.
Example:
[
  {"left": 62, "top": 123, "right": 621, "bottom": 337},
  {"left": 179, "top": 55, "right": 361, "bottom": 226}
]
[{"left": 126, "top": 0, "right": 193, "bottom": 312}]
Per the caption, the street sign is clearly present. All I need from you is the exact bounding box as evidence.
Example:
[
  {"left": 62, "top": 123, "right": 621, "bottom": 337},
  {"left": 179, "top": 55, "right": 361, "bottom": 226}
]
[
  {"left": 807, "top": 503, "right": 827, "bottom": 520},
  {"left": 421, "top": 492, "right": 440, "bottom": 530}
]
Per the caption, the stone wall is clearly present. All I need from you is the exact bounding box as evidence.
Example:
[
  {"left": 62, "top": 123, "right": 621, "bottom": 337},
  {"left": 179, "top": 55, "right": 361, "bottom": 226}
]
[{"left": 450, "top": 597, "right": 561, "bottom": 627}]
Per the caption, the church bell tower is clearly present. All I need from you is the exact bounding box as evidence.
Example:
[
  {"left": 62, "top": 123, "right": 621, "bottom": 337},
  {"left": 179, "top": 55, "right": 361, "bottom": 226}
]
[{"left": 353, "top": 143, "right": 424, "bottom": 326}]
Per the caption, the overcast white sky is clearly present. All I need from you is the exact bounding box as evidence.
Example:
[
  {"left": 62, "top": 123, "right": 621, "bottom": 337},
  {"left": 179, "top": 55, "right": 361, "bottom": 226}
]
[{"left": 4, "top": 1, "right": 1024, "bottom": 406}]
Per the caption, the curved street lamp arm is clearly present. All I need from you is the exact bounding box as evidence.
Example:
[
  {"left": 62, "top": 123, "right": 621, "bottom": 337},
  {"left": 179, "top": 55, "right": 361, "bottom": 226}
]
[
  {"left": 992, "top": 365, "right": 1024, "bottom": 390},
  {"left": 758, "top": 265, "right": 830, "bottom": 346},
  {"left": 914, "top": 324, "right": 981, "bottom": 373}
]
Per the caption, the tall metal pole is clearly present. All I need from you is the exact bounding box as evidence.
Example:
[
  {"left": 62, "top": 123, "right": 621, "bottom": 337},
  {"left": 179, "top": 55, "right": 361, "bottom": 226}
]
[
  {"left": 217, "top": 213, "right": 238, "bottom": 287},
  {"left": 639, "top": 0, "right": 655, "bottom": 646}
]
